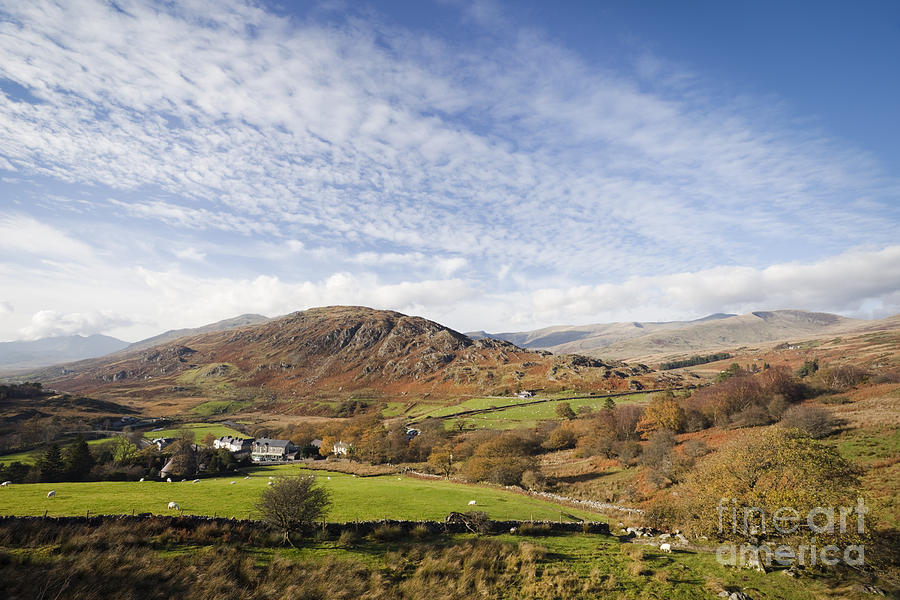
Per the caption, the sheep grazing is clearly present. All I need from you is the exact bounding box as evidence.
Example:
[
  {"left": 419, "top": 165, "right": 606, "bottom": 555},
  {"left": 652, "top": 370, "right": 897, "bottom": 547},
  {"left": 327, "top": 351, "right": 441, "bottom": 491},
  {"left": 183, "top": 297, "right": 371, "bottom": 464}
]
[
  {"left": 244, "top": 476, "right": 250, "bottom": 479},
  {"left": 139, "top": 477, "right": 145, "bottom": 482},
  {"left": 166, "top": 477, "right": 172, "bottom": 483},
  {"left": 660, "top": 543, "right": 672, "bottom": 553},
  {"left": 47, "top": 490, "right": 56, "bottom": 498},
  {"left": 230, "top": 481, "right": 236, "bottom": 485},
  {"left": 468, "top": 500, "right": 477, "bottom": 506},
  {"left": 267, "top": 481, "right": 273, "bottom": 486},
  {"left": 193, "top": 479, "right": 200, "bottom": 484},
  {"left": 509, "top": 527, "right": 517, "bottom": 534},
  {"left": 167, "top": 501, "right": 179, "bottom": 510},
  {"left": 0, "top": 481, "right": 10, "bottom": 487}
]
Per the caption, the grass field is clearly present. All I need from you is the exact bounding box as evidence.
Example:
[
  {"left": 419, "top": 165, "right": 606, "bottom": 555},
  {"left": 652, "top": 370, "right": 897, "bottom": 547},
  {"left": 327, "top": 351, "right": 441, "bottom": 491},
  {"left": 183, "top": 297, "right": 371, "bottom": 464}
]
[
  {"left": 190, "top": 399, "right": 253, "bottom": 417},
  {"left": 0, "top": 464, "right": 605, "bottom": 522},
  {"left": 143, "top": 422, "right": 246, "bottom": 440},
  {"left": 0, "top": 436, "right": 120, "bottom": 465},
  {"left": 445, "top": 393, "right": 651, "bottom": 430}
]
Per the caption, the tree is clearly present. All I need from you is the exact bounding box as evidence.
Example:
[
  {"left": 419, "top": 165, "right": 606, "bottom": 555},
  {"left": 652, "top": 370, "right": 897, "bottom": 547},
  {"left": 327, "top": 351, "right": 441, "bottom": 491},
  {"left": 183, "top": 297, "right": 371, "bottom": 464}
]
[
  {"left": 555, "top": 402, "right": 576, "bottom": 420},
  {"left": 427, "top": 445, "right": 454, "bottom": 478},
  {"left": 603, "top": 397, "right": 616, "bottom": 412},
  {"left": 38, "top": 444, "right": 64, "bottom": 482},
  {"left": 780, "top": 404, "right": 835, "bottom": 439},
  {"left": 636, "top": 392, "right": 684, "bottom": 435},
  {"left": 674, "top": 428, "right": 860, "bottom": 543},
  {"left": 319, "top": 435, "right": 337, "bottom": 458},
  {"left": 256, "top": 475, "right": 331, "bottom": 546},
  {"left": 202, "top": 433, "right": 217, "bottom": 448},
  {"left": 111, "top": 436, "right": 139, "bottom": 466},
  {"left": 63, "top": 436, "right": 95, "bottom": 481}
]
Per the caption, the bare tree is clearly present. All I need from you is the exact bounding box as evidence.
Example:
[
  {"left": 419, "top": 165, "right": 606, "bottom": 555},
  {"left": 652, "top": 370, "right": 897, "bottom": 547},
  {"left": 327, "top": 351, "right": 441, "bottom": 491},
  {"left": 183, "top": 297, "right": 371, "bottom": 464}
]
[{"left": 256, "top": 475, "right": 331, "bottom": 546}]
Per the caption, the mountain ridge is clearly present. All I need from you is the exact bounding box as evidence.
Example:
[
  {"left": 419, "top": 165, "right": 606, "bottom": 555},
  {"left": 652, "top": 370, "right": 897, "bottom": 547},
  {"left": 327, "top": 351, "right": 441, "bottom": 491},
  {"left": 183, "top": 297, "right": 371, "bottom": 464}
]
[
  {"left": 26, "top": 306, "right": 658, "bottom": 408},
  {"left": 469, "top": 310, "right": 896, "bottom": 360}
]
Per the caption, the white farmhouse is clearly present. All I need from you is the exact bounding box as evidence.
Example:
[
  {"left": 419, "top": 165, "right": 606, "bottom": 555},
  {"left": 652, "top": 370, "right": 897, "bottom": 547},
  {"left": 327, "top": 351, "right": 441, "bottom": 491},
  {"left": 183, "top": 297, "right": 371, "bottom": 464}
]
[{"left": 214, "top": 435, "right": 251, "bottom": 455}]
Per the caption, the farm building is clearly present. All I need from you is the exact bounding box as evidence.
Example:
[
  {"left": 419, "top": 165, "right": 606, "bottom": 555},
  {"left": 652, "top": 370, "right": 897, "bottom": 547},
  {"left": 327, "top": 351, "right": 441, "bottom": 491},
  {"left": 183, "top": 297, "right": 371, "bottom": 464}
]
[
  {"left": 333, "top": 441, "right": 351, "bottom": 456},
  {"left": 251, "top": 438, "right": 297, "bottom": 462},
  {"left": 213, "top": 435, "right": 251, "bottom": 455}
]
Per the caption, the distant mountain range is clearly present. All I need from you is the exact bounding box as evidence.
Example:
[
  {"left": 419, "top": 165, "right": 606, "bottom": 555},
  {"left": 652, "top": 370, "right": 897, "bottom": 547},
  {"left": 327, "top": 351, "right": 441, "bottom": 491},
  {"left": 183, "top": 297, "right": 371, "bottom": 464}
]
[
  {"left": 468, "top": 310, "right": 899, "bottom": 360},
  {"left": 0, "top": 334, "right": 130, "bottom": 372},
  {"left": 0, "top": 314, "right": 269, "bottom": 375}
]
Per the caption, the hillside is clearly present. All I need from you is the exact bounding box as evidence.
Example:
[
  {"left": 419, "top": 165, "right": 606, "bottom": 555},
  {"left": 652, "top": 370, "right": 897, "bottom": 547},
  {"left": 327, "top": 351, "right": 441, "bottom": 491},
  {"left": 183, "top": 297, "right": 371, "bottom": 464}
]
[
  {"left": 29, "top": 307, "right": 660, "bottom": 413},
  {"left": 0, "top": 334, "right": 129, "bottom": 374},
  {"left": 474, "top": 310, "right": 878, "bottom": 360},
  {"left": 124, "top": 313, "right": 270, "bottom": 352}
]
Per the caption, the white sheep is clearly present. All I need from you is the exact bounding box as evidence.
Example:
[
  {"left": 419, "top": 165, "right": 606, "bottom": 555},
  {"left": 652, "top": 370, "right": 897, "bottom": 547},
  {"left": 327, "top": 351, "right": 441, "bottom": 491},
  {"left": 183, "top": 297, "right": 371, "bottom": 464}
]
[
  {"left": 193, "top": 479, "right": 200, "bottom": 483},
  {"left": 660, "top": 543, "right": 672, "bottom": 553},
  {"left": 0, "top": 481, "right": 10, "bottom": 487},
  {"left": 47, "top": 490, "right": 56, "bottom": 498},
  {"left": 230, "top": 481, "right": 236, "bottom": 485},
  {"left": 244, "top": 476, "right": 250, "bottom": 479},
  {"left": 139, "top": 477, "right": 145, "bottom": 482},
  {"left": 168, "top": 501, "right": 179, "bottom": 510},
  {"left": 166, "top": 477, "right": 172, "bottom": 483},
  {"left": 267, "top": 481, "right": 273, "bottom": 486},
  {"left": 468, "top": 500, "right": 477, "bottom": 506}
]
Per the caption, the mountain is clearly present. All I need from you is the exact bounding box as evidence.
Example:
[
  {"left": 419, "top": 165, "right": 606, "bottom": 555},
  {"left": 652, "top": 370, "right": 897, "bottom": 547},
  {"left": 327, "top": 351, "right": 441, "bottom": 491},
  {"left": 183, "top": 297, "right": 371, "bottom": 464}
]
[
  {"left": 0, "top": 334, "right": 129, "bottom": 373},
  {"left": 471, "top": 310, "right": 875, "bottom": 360},
  {"left": 125, "top": 313, "right": 270, "bottom": 351},
  {"left": 467, "top": 313, "right": 736, "bottom": 352},
  {"left": 31, "top": 307, "right": 660, "bottom": 406}
]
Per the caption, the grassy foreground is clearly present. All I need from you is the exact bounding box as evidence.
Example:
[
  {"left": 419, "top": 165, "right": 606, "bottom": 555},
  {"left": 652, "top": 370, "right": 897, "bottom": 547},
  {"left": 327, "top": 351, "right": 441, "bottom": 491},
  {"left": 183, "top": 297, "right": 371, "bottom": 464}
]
[
  {"left": 0, "top": 464, "right": 603, "bottom": 522},
  {"left": 0, "top": 517, "right": 845, "bottom": 599}
]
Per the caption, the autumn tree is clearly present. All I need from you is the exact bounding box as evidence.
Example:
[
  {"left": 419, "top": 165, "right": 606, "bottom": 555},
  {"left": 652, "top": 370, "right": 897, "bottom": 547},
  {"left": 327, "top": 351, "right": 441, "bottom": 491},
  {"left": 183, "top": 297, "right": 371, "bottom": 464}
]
[
  {"left": 427, "top": 445, "right": 454, "bottom": 478},
  {"left": 672, "top": 428, "right": 861, "bottom": 543},
  {"left": 636, "top": 392, "right": 684, "bottom": 436},
  {"left": 555, "top": 402, "right": 576, "bottom": 420}
]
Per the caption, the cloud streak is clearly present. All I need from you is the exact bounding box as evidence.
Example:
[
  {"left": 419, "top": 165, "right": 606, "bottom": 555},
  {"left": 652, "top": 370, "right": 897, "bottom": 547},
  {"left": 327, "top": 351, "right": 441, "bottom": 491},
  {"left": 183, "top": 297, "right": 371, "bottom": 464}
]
[{"left": 0, "top": 0, "right": 896, "bottom": 340}]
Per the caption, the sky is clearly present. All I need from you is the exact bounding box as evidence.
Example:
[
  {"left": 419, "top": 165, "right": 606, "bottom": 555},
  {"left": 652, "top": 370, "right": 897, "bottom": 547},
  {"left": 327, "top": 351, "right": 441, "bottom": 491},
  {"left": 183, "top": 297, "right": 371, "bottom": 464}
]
[{"left": 0, "top": 0, "right": 898, "bottom": 342}]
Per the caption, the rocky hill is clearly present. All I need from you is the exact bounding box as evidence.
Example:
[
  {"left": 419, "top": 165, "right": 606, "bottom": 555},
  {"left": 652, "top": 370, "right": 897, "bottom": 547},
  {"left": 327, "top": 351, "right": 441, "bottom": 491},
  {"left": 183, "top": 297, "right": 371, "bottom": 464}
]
[{"left": 31, "top": 307, "right": 660, "bottom": 405}]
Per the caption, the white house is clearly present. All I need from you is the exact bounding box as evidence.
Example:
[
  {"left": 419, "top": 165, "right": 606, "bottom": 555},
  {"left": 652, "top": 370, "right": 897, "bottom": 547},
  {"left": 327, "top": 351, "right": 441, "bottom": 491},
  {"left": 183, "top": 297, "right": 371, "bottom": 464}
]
[
  {"left": 251, "top": 438, "right": 297, "bottom": 462},
  {"left": 333, "top": 441, "right": 351, "bottom": 456},
  {"left": 213, "top": 435, "right": 251, "bottom": 455}
]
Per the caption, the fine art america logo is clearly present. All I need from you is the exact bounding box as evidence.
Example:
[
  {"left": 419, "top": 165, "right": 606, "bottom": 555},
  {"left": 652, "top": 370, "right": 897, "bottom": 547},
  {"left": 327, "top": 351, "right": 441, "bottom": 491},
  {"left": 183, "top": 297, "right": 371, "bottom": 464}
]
[{"left": 715, "top": 497, "right": 867, "bottom": 568}]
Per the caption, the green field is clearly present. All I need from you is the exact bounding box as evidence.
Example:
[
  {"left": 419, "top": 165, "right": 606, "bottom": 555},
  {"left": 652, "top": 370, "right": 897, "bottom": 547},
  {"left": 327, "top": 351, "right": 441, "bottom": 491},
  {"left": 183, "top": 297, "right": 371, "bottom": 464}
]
[
  {"left": 143, "top": 422, "right": 246, "bottom": 440},
  {"left": 0, "top": 436, "right": 120, "bottom": 465},
  {"left": 0, "top": 464, "right": 604, "bottom": 522},
  {"left": 190, "top": 399, "right": 254, "bottom": 417},
  {"left": 446, "top": 393, "right": 651, "bottom": 430}
]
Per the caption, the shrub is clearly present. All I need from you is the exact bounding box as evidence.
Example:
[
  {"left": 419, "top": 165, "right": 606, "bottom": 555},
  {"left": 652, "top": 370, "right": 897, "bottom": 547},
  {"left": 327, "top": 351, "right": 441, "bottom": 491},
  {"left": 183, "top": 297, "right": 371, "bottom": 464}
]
[
  {"left": 518, "top": 523, "right": 552, "bottom": 536},
  {"left": 256, "top": 474, "right": 331, "bottom": 545},
  {"left": 370, "top": 524, "right": 404, "bottom": 542},
  {"left": 780, "top": 404, "right": 836, "bottom": 438},
  {"left": 338, "top": 529, "right": 359, "bottom": 547}
]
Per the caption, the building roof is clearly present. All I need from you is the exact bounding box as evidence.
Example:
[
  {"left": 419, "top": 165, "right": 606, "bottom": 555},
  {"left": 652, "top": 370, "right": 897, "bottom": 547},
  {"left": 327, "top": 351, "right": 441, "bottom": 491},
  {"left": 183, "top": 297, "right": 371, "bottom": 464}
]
[{"left": 252, "top": 438, "right": 293, "bottom": 449}]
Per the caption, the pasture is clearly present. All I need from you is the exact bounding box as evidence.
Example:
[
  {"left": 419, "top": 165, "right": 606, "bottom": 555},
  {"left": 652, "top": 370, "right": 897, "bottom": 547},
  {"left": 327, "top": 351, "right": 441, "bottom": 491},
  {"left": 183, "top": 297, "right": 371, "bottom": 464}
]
[
  {"left": 445, "top": 393, "right": 651, "bottom": 430},
  {"left": 142, "top": 422, "right": 245, "bottom": 440},
  {"left": 0, "top": 464, "right": 605, "bottom": 522}
]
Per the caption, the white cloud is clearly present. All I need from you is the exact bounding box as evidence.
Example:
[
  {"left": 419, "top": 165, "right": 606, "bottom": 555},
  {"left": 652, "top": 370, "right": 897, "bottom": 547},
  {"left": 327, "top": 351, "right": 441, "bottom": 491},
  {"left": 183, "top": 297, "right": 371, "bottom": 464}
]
[
  {"left": 0, "top": 301, "right": 13, "bottom": 316},
  {"left": 19, "top": 309, "right": 133, "bottom": 340},
  {"left": 0, "top": 0, "right": 893, "bottom": 286},
  {"left": 0, "top": 214, "right": 94, "bottom": 261},
  {"left": 507, "top": 245, "right": 900, "bottom": 327},
  {"left": 174, "top": 247, "right": 206, "bottom": 262}
]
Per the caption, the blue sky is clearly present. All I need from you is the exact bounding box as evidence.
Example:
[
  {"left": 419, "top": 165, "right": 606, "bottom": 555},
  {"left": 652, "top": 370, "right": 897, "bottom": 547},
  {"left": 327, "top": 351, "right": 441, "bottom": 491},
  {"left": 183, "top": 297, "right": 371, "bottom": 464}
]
[{"left": 0, "top": 0, "right": 898, "bottom": 342}]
